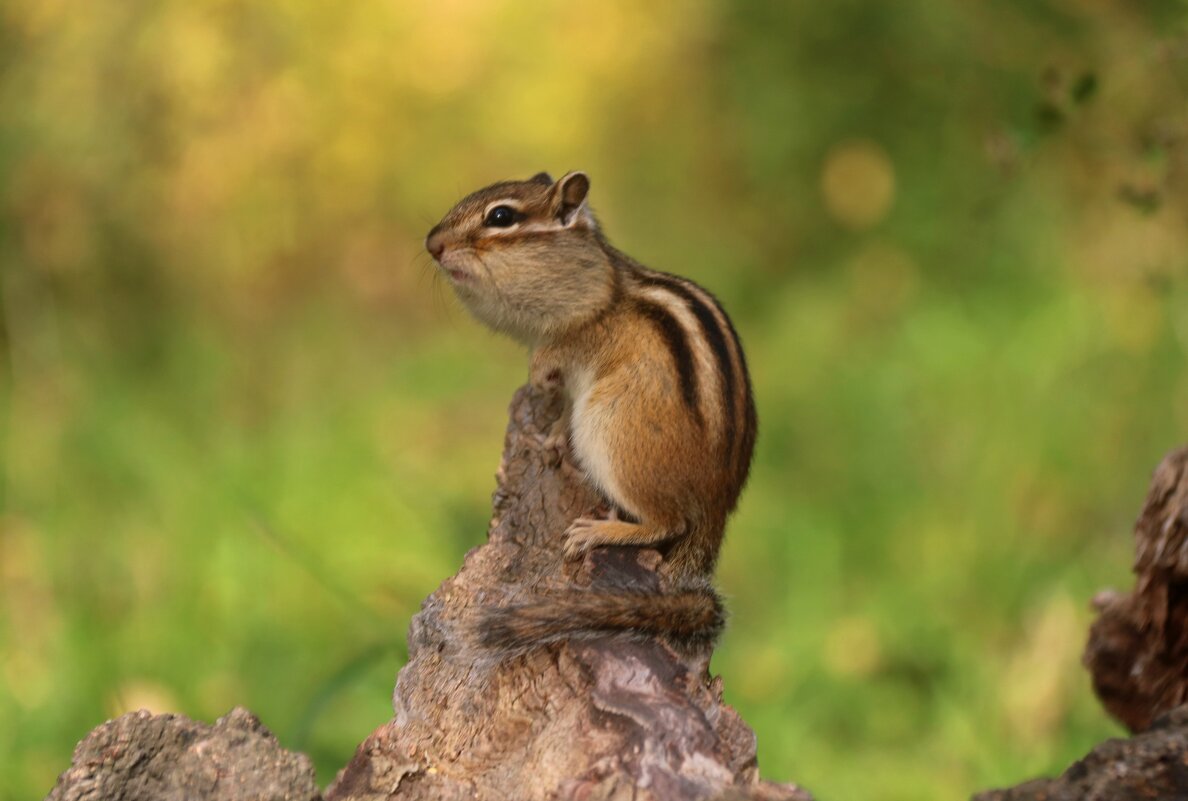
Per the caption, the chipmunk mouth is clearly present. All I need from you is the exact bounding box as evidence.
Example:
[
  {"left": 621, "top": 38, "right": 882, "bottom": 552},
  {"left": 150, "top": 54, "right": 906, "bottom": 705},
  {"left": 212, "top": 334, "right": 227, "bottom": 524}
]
[{"left": 437, "top": 250, "right": 480, "bottom": 285}]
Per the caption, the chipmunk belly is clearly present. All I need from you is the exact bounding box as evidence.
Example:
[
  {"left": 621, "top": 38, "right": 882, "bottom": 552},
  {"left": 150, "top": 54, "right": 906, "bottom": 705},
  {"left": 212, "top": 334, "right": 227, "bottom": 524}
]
[
  {"left": 567, "top": 349, "right": 710, "bottom": 529},
  {"left": 567, "top": 364, "right": 636, "bottom": 517}
]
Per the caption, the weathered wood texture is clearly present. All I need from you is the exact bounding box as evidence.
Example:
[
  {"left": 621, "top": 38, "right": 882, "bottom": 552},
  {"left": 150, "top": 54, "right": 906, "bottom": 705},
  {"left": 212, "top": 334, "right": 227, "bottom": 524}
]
[
  {"left": 973, "top": 443, "right": 1188, "bottom": 800},
  {"left": 46, "top": 707, "right": 320, "bottom": 801},
  {"left": 1084, "top": 445, "right": 1188, "bottom": 732},
  {"left": 326, "top": 385, "right": 809, "bottom": 801},
  {"left": 972, "top": 704, "right": 1188, "bottom": 801}
]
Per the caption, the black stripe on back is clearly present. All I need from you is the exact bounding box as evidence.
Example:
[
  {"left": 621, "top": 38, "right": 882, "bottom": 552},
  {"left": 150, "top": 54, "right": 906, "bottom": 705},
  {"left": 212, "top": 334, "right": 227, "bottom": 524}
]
[
  {"left": 634, "top": 298, "right": 702, "bottom": 425},
  {"left": 719, "top": 300, "right": 758, "bottom": 483},
  {"left": 637, "top": 273, "right": 738, "bottom": 453}
]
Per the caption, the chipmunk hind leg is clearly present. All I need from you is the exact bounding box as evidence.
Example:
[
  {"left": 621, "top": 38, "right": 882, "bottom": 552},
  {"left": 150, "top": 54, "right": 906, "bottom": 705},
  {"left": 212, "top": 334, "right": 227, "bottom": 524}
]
[{"left": 663, "top": 517, "right": 725, "bottom": 577}]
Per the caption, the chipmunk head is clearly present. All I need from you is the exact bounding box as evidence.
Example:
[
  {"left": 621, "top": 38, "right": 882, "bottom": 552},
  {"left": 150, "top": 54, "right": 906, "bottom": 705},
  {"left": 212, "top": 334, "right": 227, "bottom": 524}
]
[{"left": 426, "top": 171, "right": 614, "bottom": 344}]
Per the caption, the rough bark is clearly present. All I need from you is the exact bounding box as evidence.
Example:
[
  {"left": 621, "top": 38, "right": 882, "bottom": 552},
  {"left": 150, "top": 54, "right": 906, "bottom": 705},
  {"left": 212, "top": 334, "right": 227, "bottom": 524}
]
[
  {"left": 1084, "top": 445, "right": 1188, "bottom": 732},
  {"left": 971, "top": 444, "right": 1188, "bottom": 800},
  {"left": 972, "top": 705, "right": 1188, "bottom": 801},
  {"left": 325, "top": 385, "right": 809, "bottom": 801},
  {"left": 46, "top": 706, "right": 320, "bottom": 801}
]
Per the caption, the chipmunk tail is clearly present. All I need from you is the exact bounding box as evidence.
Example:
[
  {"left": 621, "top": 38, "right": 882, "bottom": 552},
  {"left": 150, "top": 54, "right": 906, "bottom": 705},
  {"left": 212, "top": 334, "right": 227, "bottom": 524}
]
[{"left": 476, "top": 584, "right": 725, "bottom": 654}]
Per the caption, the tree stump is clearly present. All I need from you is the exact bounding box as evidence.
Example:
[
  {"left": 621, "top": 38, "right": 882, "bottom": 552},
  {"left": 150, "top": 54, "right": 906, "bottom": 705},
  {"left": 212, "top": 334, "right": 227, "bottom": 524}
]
[
  {"left": 325, "top": 385, "right": 808, "bottom": 801},
  {"left": 1084, "top": 445, "right": 1188, "bottom": 732},
  {"left": 973, "top": 443, "right": 1188, "bottom": 800},
  {"left": 46, "top": 707, "right": 320, "bottom": 801},
  {"left": 972, "top": 704, "right": 1188, "bottom": 801}
]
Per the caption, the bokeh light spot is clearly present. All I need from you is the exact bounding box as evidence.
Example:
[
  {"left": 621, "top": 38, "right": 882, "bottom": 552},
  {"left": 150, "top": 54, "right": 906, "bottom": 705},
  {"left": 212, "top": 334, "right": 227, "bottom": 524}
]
[
  {"left": 822, "top": 615, "right": 883, "bottom": 678},
  {"left": 820, "top": 139, "right": 896, "bottom": 230}
]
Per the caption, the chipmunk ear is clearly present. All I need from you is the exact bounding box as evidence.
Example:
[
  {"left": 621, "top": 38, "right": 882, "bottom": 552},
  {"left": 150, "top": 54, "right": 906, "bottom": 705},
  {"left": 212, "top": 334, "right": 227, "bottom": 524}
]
[
  {"left": 529, "top": 172, "right": 553, "bottom": 186},
  {"left": 553, "top": 171, "right": 591, "bottom": 227}
]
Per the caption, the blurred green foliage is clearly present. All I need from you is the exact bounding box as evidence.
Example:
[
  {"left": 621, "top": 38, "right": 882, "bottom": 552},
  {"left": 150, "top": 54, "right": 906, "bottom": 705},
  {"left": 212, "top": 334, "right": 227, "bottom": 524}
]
[{"left": 2, "top": 1, "right": 1187, "bottom": 799}]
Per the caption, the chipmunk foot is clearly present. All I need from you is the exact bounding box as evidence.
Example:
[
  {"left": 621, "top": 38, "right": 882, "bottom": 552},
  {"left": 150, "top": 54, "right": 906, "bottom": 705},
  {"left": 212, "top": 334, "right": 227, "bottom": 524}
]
[{"left": 562, "top": 519, "right": 671, "bottom": 561}]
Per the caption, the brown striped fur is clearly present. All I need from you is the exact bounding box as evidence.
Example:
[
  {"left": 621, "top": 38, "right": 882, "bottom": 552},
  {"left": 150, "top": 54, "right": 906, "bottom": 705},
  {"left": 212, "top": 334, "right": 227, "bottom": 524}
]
[{"left": 427, "top": 172, "right": 756, "bottom": 651}]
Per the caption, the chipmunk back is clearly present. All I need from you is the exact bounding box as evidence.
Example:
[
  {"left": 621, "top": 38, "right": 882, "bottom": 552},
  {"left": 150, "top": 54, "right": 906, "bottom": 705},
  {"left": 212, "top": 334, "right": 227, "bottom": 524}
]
[{"left": 426, "top": 171, "right": 756, "bottom": 651}]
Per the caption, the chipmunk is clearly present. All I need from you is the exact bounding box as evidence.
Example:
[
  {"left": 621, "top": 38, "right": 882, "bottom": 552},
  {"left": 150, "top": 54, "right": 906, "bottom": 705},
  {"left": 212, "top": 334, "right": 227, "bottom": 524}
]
[{"left": 426, "top": 171, "right": 756, "bottom": 652}]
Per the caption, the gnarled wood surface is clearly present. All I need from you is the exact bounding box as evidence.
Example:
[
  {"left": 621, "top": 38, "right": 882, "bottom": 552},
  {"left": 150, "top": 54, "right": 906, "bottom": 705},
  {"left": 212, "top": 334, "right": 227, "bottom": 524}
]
[
  {"left": 975, "top": 443, "right": 1188, "bottom": 801},
  {"left": 972, "top": 704, "right": 1188, "bottom": 801},
  {"left": 325, "top": 385, "right": 808, "bottom": 801},
  {"left": 46, "top": 707, "right": 320, "bottom": 801},
  {"left": 1084, "top": 445, "right": 1188, "bottom": 732}
]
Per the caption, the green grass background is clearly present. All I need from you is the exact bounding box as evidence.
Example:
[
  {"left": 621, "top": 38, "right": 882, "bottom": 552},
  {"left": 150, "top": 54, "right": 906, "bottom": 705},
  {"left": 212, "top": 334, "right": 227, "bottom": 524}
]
[{"left": 2, "top": 2, "right": 1187, "bottom": 799}]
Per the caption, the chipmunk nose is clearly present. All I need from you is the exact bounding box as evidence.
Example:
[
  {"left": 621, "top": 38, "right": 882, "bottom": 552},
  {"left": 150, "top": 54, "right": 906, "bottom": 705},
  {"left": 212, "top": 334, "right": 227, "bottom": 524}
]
[{"left": 426, "top": 227, "right": 446, "bottom": 260}]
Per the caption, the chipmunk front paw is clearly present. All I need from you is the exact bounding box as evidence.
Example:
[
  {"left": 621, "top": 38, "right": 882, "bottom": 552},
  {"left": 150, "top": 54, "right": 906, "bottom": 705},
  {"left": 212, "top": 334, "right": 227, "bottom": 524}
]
[{"left": 562, "top": 518, "right": 609, "bottom": 561}]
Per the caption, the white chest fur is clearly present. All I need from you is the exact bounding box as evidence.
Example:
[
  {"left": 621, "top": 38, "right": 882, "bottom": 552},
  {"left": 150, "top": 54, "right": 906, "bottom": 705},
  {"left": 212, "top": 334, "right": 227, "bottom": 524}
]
[{"left": 565, "top": 364, "right": 632, "bottom": 517}]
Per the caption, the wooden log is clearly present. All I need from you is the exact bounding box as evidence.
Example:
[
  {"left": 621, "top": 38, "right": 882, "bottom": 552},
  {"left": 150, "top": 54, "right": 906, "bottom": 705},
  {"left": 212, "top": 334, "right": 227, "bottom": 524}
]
[
  {"left": 46, "top": 707, "right": 320, "bottom": 801},
  {"left": 1084, "top": 445, "right": 1188, "bottom": 732},
  {"left": 325, "top": 385, "right": 808, "bottom": 801}
]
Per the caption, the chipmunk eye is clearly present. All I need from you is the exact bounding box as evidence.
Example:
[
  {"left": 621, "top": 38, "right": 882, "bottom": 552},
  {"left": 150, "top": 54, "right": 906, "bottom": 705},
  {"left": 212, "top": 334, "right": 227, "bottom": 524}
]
[{"left": 484, "top": 205, "right": 518, "bottom": 228}]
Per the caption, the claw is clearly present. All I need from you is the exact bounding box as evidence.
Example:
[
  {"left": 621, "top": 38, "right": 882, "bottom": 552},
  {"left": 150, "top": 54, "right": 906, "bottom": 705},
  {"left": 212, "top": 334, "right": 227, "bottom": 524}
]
[{"left": 562, "top": 518, "right": 601, "bottom": 561}]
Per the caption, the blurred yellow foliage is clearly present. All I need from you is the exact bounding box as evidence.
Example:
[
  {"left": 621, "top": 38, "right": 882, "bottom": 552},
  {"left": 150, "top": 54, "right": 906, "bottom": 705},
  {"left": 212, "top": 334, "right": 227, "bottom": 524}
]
[
  {"left": 821, "top": 140, "right": 897, "bottom": 230},
  {"left": 1001, "top": 592, "right": 1084, "bottom": 747}
]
